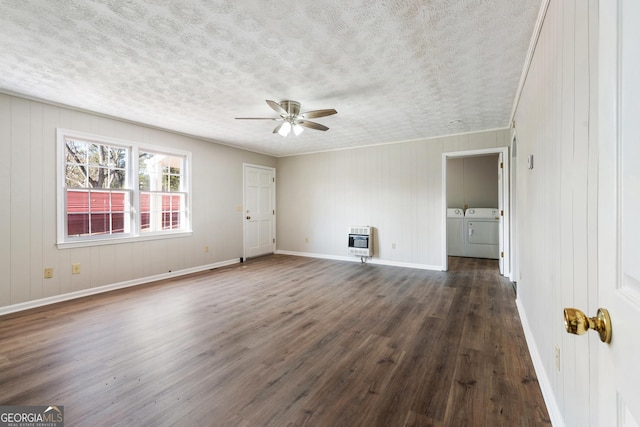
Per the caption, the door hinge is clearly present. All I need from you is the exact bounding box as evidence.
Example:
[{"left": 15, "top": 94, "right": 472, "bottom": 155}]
[
  {"left": 500, "top": 162, "right": 504, "bottom": 168},
  {"left": 273, "top": 238, "right": 276, "bottom": 243},
  {"left": 273, "top": 209, "right": 275, "bottom": 215},
  {"left": 501, "top": 251, "right": 504, "bottom": 258},
  {"left": 500, "top": 210, "right": 504, "bottom": 216},
  {"left": 272, "top": 177, "right": 275, "bottom": 183}
]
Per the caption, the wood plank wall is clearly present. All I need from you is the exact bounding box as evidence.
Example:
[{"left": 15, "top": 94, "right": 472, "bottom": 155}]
[{"left": 512, "top": 0, "right": 599, "bottom": 425}]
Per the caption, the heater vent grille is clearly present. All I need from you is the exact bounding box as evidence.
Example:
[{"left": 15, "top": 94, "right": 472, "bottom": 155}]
[{"left": 348, "top": 226, "right": 373, "bottom": 257}]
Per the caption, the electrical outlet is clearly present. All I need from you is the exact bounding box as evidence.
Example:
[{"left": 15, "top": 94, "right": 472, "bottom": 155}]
[
  {"left": 555, "top": 345, "right": 560, "bottom": 371},
  {"left": 204, "top": 245, "right": 209, "bottom": 253},
  {"left": 44, "top": 268, "right": 54, "bottom": 279},
  {"left": 305, "top": 237, "right": 309, "bottom": 243},
  {"left": 72, "top": 263, "right": 81, "bottom": 274}
]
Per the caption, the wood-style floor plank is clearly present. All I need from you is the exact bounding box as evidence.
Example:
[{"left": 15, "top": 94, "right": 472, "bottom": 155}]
[{"left": 0, "top": 255, "right": 550, "bottom": 426}]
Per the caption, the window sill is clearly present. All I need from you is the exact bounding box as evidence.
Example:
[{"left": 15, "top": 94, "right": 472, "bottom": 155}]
[{"left": 56, "top": 231, "right": 193, "bottom": 249}]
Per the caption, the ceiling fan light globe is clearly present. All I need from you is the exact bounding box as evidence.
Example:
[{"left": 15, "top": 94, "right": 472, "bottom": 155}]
[
  {"left": 293, "top": 123, "right": 304, "bottom": 136},
  {"left": 278, "top": 121, "right": 292, "bottom": 136}
]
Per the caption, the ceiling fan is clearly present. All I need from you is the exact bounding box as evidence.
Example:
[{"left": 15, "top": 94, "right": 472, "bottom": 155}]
[{"left": 235, "top": 100, "right": 337, "bottom": 137}]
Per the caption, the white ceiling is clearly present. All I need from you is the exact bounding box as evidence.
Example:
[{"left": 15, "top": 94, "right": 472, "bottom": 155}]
[{"left": 0, "top": 0, "right": 541, "bottom": 157}]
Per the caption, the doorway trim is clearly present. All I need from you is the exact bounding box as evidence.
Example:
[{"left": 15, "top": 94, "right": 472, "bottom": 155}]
[
  {"left": 509, "top": 130, "right": 518, "bottom": 284},
  {"left": 442, "top": 146, "right": 510, "bottom": 276}
]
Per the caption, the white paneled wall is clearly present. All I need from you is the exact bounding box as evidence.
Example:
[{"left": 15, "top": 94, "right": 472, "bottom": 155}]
[
  {"left": 512, "top": 0, "right": 598, "bottom": 425},
  {"left": 0, "top": 93, "right": 276, "bottom": 312},
  {"left": 276, "top": 130, "right": 509, "bottom": 268}
]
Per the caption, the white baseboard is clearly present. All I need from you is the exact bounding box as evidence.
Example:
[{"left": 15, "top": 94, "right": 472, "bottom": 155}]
[
  {"left": 0, "top": 258, "right": 241, "bottom": 316},
  {"left": 275, "top": 250, "right": 443, "bottom": 271},
  {"left": 516, "top": 298, "right": 564, "bottom": 427}
]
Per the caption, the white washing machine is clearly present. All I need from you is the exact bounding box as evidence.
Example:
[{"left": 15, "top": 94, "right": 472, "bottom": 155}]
[
  {"left": 446, "top": 208, "right": 465, "bottom": 256},
  {"left": 464, "top": 208, "right": 500, "bottom": 259}
]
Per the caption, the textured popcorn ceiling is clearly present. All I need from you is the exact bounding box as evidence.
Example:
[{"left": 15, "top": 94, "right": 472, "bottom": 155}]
[{"left": 0, "top": 0, "right": 541, "bottom": 157}]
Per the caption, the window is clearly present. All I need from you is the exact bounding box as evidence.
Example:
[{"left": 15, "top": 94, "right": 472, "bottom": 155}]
[
  {"left": 138, "top": 151, "right": 186, "bottom": 233},
  {"left": 57, "top": 129, "right": 191, "bottom": 247}
]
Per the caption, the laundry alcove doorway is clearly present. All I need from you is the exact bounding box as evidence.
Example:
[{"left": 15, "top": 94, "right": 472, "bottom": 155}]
[{"left": 442, "top": 146, "right": 510, "bottom": 276}]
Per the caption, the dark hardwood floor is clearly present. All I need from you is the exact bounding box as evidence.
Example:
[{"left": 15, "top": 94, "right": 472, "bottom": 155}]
[{"left": 0, "top": 255, "right": 550, "bottom": 426}]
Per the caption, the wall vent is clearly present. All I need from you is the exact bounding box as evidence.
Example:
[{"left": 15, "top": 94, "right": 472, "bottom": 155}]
[{"left": 348, "top": 226, "right": 373, "bottom": 257}]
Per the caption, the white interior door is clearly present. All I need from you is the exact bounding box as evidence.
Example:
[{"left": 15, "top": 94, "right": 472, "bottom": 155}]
[
  {"left": 598, "top": 1, "right": 640, "bottom": 425},
  {"left": 244, "top": 164, "right": 275, "bottom": 259}
]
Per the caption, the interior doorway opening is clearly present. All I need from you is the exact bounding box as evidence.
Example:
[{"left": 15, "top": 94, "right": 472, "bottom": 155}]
[{"left": 442, "top": 147, "right": 510, "bottom": 277}]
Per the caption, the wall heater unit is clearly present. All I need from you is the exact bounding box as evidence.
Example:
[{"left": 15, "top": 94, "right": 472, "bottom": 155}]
[{"left": 348, "top": 226, "right": 373, "bottom": 257}]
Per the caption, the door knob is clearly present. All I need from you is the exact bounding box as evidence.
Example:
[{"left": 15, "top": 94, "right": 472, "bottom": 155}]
[
  {"left": 564, "top": 307, "right": 612, "bottom": 343},
  {"left": 246, "top": 216, "right": 251, "bottom": 220}
]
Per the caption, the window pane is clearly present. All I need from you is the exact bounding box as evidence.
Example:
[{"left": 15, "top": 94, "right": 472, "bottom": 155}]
[
  {"left": 162, "top": 168, "right": 181, "bottom": 192},
  {"left": 65, "top": 140, "right": 87, "bottom": 164},
  {"left": 140, "top": 192, "right": 185, "bottom": 232},
  {"left": 67, "top": 190, "right": 89, "bottom": 213},
  {"left": 90, "top": 192, "right": 110, "bottom": 212},
  {"left": 90, "top": 213, "right": 110, "bottom": 234},
  {"left": 112, "top": 213, "right": 125, "bottom": 233},
  {"left": 139, "top": 174, "right": 150, "bottom": 191},
  {"left": 140, "top": 152, "right": 183, "bottom": 192},
  {"left": 111, "top": 192, "right": 127, "bottom": 212},
  {"left": 171, "top": 194, "right": 182, "bottom": 210},
  {"left": 88, "top": 144, "right": 102, "bottom": 166},
  {"left": 88, "top": 166, "right": 100, "bottom": 187},
  {"left": 139, "top": 192, "right": 150, "bottom": 230},
  {"left": 66, "top": 165, "right": 87, "bottom": 187},
  {"left": 108, "top": 147, "right": 126, "bottom": 168},
  {"left": 138, "top": 153, "right": 152, "bottom": 191},
  {"left": 68, "top": 214, "right": 89, "bottom": 236},
  {"left": 170, "top": 176, "right": 181, "bottom": 191},
  {"left": 140, "top": 192, "right": 158, "bottom": 233},
  {"left": 109, "top": 169, "right": 126, "bottom": 189}
]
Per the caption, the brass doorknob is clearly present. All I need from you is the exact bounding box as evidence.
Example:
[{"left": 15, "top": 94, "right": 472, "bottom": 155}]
[{"left": 564, "top": 307, "right": 612, "bottom": 343}]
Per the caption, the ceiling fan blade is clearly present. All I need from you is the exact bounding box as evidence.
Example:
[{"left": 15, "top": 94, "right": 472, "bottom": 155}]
[
  {"left": 300, "top": 109, "right": 337, "bottom": 119},
  {"left": 298, "top": 120, "right": 329, "bottom": 131},
  {"left": 235, "top": 117, "right": 280, "bottom": 120},
  {"left": 272, "top": 122, "right": 285, "bottom": 134},
  {"left": 266, "top": 100, "right": 287, "bottom": 116}
]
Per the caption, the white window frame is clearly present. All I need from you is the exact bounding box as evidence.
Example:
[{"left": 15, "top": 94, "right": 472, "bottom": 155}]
[{"left": 56, "top": 128, "right": 192, "bottom": 248}]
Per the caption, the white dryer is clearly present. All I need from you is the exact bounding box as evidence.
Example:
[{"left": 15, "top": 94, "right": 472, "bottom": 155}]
[
  {"left": 446, "top": 208, "right": 465, "bottom": 257},
  {"left": 464, "top": 208, "right": 500, "bottom": 259}
]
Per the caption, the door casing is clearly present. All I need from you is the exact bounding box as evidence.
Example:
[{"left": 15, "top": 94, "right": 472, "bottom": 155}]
[{"left": 442, "top": 146, "right": 510, "bottom": 276}]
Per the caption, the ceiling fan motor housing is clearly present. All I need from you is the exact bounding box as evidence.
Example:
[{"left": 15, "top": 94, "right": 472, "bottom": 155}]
[{"left": 280, "top": 100, "right": 300, "bottom": 117}]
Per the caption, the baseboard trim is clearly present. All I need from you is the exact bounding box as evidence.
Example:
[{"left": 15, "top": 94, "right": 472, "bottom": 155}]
[
  {"left": 275, "top": 250, "right": 443, "bottom": 271},
  {"left": 0, "top": 258, "right": 240, "bottom": 316},
  {"left": 516, "top": 298, "right": 564, "bottom": 427}
]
